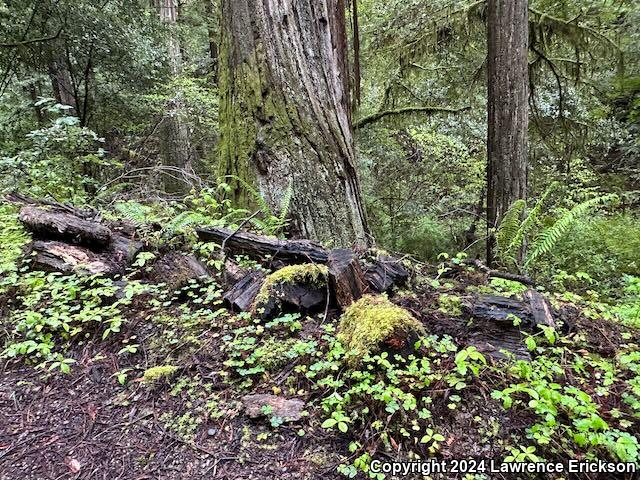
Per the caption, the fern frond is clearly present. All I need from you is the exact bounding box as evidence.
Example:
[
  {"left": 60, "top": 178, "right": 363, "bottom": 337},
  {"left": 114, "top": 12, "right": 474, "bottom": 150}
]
[
  {"left": 278, "top": 178, "right": 294, "bottom": 221},
  {"left": 222, "top": 175, "right": 273, "bottom": 217},
  {"left": 525, "top": 193, "right": 618, "bottom": 269},
  {"left": 504, "top": 183, "right": 558, "bottom": 259},
  {"left": 495, "top": 199, "right": 525, "bottom": 262}
]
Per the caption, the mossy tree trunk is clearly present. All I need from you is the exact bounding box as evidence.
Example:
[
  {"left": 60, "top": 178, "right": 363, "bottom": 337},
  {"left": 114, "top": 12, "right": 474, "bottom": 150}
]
[
  {"left": 218, "top": 0, "right": 369, "bottom": 247},
  {"left": 486, "top": 0, "right": 529, "bottom": 266},
  {"left": 157, "top": 0, "right": 195, "bottom": 193}
]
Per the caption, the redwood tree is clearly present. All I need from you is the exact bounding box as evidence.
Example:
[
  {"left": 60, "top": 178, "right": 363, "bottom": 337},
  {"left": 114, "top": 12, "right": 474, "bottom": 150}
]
[
  {"left": 157, "top": 0, "right": 194, "bottom": 193},
  {"left": 218, "top": 0, "right": 369, "bottom": 247},
  {"left": 486, "top": 0, "right": 529, "bottom": 265}
]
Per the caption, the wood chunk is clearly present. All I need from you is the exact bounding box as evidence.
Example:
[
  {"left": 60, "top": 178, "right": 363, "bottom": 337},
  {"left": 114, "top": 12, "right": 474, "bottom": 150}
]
[
  {"left": 195, "top": 226, "right": 329, "bottom": 263},
  {"left": 469, "top": 295, "right": 531, "bottom": 324},
  {"left": 111, "top": 234, "right": 143, "bottom": 264},
  {"left": 241, "top": 394, "right": 305, "bottom": 422},
  {"left": 524, "top": 289, "right": 555, "bottom": 327},
  {"left": 364, "top": 255, "right": 409, "bottom": 292},
  {"left": 223, "top": 259, "right": 249, "bottom": 286},
  {"left": 328, "top": 249, "right": 365, "bottom": 308},
  {"left": 20, "top": 206, "right": 112, "bottom": 248},
  {"left": 29, "top": 240, "right": 129, "bottom": 275},
  {"left": 223, "top": 271, "right": 266, "bottom": 311},
  {"left": 148, "top": 252, "right": 210, "bottom": 290},
  {"left": 468, "top": 326, "right": 531, "bottom": 361},
  {"left": 255, "top": 282, "right": 326, "bottom": 320}
]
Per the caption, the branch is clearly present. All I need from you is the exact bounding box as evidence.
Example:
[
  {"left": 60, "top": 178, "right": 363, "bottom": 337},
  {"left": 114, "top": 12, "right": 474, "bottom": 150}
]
[
  {"left": 354, "top": 105, "right": 470, "bottom": 129},
  {"left": 463, "top": 259, "right": 535, "bottom": 286},
  {"left": 0, "top": 27, "right": 63, "bottom": 48}
]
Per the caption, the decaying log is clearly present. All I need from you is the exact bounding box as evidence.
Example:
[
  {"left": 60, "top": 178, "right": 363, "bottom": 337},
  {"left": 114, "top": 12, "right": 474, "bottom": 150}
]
[
  {"left": 148, "top": 252, "right": 210, "bottom": 290},
  {"left": 29, "top": 240, "right": 131, "bottom": 275},
  {"left": 6, "top": 192, "right": 98, "bottom": 220},
  {"left": 468, "top": 295, "right": 530, "bottom": 324},
  {"left": 20, "top": 206, "right": 112, "bottom": 248},
  {"left": 196, "top": 227, "right": 329, "bottom": 263},
  {"left": 223, "top": 271, "right": 266, "bottom": 311},
  {"left": 468, "top": 327, "right": 531, "bottom": 361},
  {"left": 254, "top": 282, "right": 326, "bottom": 320},
  {"left": 364, "top": 255, "right": 410, "bottom": 292},
  {"left": 467, "top": 291, "right": 555, "bottom": 327},
  {"left": 328, "top": 249, "right": 365, "bottom": 307},
  {"left": 463, "top": 290, "right": 555, "bottom": 360},
  {"left": 524, "top": 289, "right": 555, "bottom": 327}
]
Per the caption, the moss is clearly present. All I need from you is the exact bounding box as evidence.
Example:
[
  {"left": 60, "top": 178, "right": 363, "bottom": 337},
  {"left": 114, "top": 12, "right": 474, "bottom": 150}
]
[
  {"left": 337, "top": 295, "right": 425, "bottom": 365},
  {"left": 254, "top": 264, "right": 328, "bottom": 305},
  {"left": 437, "top": 293, "right": 463, "bottom": 316},
  {"left": 142, "top": 365, "right": 179, "bottom": 385}
]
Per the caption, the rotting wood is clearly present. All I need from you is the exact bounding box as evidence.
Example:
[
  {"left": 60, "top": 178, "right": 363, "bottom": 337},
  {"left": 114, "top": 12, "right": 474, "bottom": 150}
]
[
  {"left": 196, "top": 227, "right": 329, "bottom": 264},
  {"left": 327, "top": 249, "right": 365, "bottom": 307},
  {"left": 223, "top": 271, "right": 266, "bottom": 312},
  {"left": 363, "top": 255, "right": 409, "bottom": 292},
  {"left": 19, "top": 206, "right": 112, "bottom": 248}
]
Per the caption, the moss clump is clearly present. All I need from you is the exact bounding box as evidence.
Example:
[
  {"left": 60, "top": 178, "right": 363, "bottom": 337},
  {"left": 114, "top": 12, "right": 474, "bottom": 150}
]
[
  {"left": 337, "top": 295, "right": 425, "bottom": 365},
  {"left": 254, "top": 264, "right": 328, "bottom": 305},
  {"left": 142, "top": 365, "right": 179, "bottom": 385}
]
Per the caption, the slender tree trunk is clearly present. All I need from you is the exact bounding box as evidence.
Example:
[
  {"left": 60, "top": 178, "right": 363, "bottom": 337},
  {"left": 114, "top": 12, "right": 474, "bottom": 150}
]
[
  {"left": 486, "top": 0, "right": 529, "bottom": 266},
  {"left": 204, "top": 0, "right": 219, "bottom": 80},
  {"left": 219, "top": 0, "right": 369, "bottom": 247},
  {"left": 48, "top": 56, "right": 77, "bottom": 115},
  {"left": 157, "top": 0, "right": 194, "bottom": 193}
]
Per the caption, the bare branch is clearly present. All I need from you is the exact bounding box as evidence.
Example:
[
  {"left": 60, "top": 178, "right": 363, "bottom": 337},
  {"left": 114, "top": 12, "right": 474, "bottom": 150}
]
[{"left": 354, "top": 105, "right": 470, "bottom": 129}]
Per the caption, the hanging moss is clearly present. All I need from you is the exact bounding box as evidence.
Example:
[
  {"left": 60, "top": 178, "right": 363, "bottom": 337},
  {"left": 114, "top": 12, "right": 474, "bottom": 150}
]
[
  {"left": 337, "top": 295, "right": 425, "bottom": 365},
  {"left": 253, "top": 263, "right": 328, "bottom": 306}
]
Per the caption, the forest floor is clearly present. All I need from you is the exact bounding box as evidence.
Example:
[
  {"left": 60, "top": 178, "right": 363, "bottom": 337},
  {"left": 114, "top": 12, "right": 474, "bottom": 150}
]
[{"left": 0, "top": 263, "right": 638, "bottom": 480}]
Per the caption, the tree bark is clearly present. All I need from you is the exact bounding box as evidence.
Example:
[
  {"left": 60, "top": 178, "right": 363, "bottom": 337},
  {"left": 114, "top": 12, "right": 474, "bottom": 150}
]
[
  {"left": 157, "top": 0, "right": 195, "bottom": 193},
  {"left": 218, "top": 0, "right": 369, "bottom": 247},
  {"left": 486, "top": 0, "right": 529, "bottom": 266}
]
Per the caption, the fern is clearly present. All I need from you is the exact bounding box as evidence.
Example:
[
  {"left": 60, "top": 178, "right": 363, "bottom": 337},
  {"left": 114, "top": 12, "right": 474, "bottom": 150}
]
[
  {"left": 503, "top": 183, "right": 558, "bottom": 261},
  {"left": 278, "top": 178, "right": 294, "bottom": 221},
  {"left": 113, "top": 201, "right": 155, "bottom": 224},
  {"left": 525, "top": 193, "right": 618, "bottom": 269},
  {"left": 495, "top": 199, "right": 525, "bottom": 262}
]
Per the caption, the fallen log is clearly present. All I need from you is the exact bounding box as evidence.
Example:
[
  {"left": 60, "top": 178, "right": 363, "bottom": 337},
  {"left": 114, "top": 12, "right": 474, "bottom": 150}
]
[
  {"left": 148, "top": 252, "right": 210, "bottom": 290},
  {"left": 196, "top": 226, "right": 329, "bottom": 263},
  {"left": 363, "top": 254, "right": 410, "bottom": 292},
  {"left": 467, "top": 290, "right": 555, "bottom": 328},
  {"left": 29, "top": 240, "right": 131, "bottom": 275},
  {"left": 251, "top": 264, "right": 328, "bottom": 320},
  {"left": 223, "top": 270, "right": 266, "bottom": 311},
  {"left": 327, "top": 249, "right": 365, "bottom": 308},
  {"left": 20, "top": 206, "right": 112, "bottom": 248},
  {"left": 463, "top": 290, "right": 555, "bottom": 360}
]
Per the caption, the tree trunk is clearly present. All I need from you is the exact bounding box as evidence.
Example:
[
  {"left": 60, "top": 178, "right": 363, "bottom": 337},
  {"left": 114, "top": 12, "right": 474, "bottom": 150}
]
[
  {"left": 486, "top": 0, "right": 529, "bottom": 266},
  {"left": 218, "top": 0, "right": 369, "bottom": 247},
  {"left": 157, "top": 0, "right": 194, "bottom": 193}
]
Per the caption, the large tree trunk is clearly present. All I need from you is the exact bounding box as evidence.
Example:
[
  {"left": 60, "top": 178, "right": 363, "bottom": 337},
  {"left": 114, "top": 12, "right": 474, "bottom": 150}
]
[
  {"left": 218, "top": 0, "right": 369, "bottom": 247},
  {"left": 486, "top": 0, "right": 529, "bottom": 266},
  {"left": 157, "top": 0, "right": 195, "bottom": 193}
]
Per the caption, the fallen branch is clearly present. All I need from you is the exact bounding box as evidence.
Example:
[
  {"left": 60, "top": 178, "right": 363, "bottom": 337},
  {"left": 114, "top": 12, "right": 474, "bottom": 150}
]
[{"left": 464, "top": 259, "right": 535, "bottom": 286}]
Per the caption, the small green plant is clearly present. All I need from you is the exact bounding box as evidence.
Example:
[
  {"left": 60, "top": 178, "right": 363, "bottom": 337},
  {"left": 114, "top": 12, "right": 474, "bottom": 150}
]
[{"left": 142, "top": 365, "right": 180, "bottom": 385}]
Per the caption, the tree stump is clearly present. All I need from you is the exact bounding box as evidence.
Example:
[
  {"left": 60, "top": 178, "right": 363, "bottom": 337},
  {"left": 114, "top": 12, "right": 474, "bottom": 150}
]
[{"left": 327, "top": 249, "right": 365, "bottom": 308}]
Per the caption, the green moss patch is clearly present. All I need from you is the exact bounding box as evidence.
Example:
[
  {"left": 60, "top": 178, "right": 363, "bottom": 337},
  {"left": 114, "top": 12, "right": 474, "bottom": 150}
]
[
  {"left": 337, "top": 295, "right": 425, "bottom": 365},
  {"left": 142, "top": 365, "right": 180, "bottom": 385},
  {"left": 254, "top": 264, "right": 328, "bottom": 306}
]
